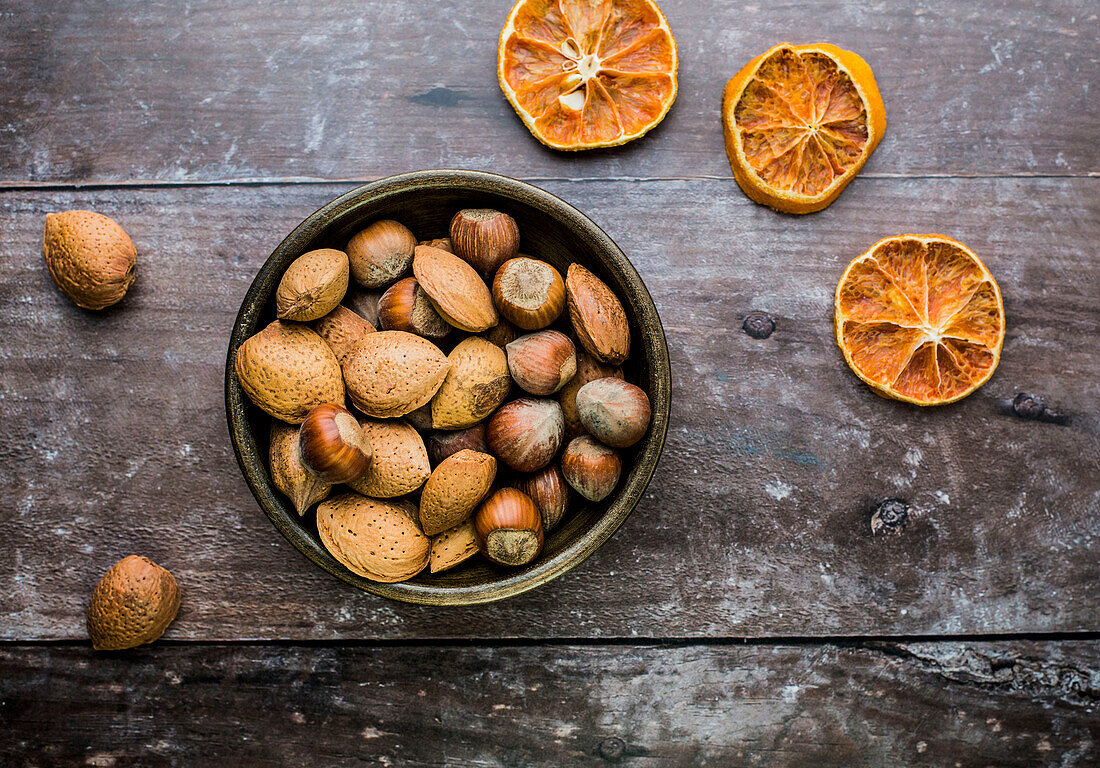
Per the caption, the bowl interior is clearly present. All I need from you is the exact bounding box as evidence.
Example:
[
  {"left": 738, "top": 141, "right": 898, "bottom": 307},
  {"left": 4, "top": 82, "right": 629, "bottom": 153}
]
[{"left": 226, "top": 170, "right": 670, "bottom": 604}]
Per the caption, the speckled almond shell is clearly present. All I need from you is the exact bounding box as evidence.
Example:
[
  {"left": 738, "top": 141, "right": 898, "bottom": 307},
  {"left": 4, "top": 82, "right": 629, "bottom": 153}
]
[
  {"left": 86, "top": 555, "right": 181, "bottom": 651},
  {"left": 43, "top": 210, "right": 137, "bottom": 310},
  {"left": 342, "top": 330, "right": 450, "bottom": 418},
  {"left": 234, "top": 320, "right": 345, "bottom": 424},
  {"left": 317, "top": 493, "right": 429, "bottom": 583},
  {"left": 431, "top": 337, "right": 511, "bottom": 429},
  {"left": 429, "top": 519, "right": 479, "bottom": 573},
  {"left": 312, "top": 304, "right": 376, "bottom": 364},
  {"left": 565, "top": 263, "right": 631, "bottom": 364},
  {"left": 559, "top": 351, "right": 624, "bottom": 440},
  {"left": 268, "top": 422, "right": 331, "bottom": 515},
  {"left": 419, "top": 449, "right": 497, "bottom": 536},
  {"left": 348, "top": 418, "right": 431, "bottom": 498},
  {"left": 275, "top": 248, "right": 349, "bottom": 322},
  {"left": 412, "top": 245, "right": 499, "bottom": 332}
]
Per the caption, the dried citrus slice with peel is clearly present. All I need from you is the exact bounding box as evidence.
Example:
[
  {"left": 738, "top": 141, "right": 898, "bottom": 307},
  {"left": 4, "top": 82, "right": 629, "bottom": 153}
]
[
  {"left": 835, "top": 235, "right": 1004, "bottom": 406},
  {"left": 723, "top": 43, "right": 886, "bottom": 213},
  {"left": 498, "top": 0, "right": 678, "bottom": 150}
]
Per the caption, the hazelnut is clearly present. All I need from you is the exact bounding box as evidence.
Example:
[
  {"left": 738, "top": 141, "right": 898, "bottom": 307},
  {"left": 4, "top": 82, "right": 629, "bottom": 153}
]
[
  {"left": 378, "top": 277, "right": 452, "bottom": 342},
  {"left": 404, "top": 401, "right": 436, "bottom": 433},
  {"left": 516, "top": 463, "right": 570, "bottom": 532},
  {"left": 449, "top": 209, "right": 519, "bottom": 276},
  {"left": 298, "top": 403, "right": 373, "bottom": 484},
  {"left": 473, "top": 488, "right": 544, "bottom": 567},
  {"left": 506, "top": 330, "right": 577, "bottom": 396},
  {"left": 559, "top": 351, "right": 624, "bottom": 440},
  {"left": 480, "top": 318, "right": 520, "bottom": 350},
  {"left": 346, "top": 219, "right": 417, "bottom": 288},
  {"left": 575, "top": 378, "right": 651, "bottom": 448},
  {"left": 561, "top": 435, "right": 621, "bottom": 502},
  {"left": 426, "top": 423, "right": 488, "bottom": 466},
  {"left": 343, "top": 288, "right": 383, "bottom": 327},
  {"left": 492, "top": 257, "right": 565, "bottom": 330},
  {"left": 486, "top": 398, "right": 564, "bottom": 473}
]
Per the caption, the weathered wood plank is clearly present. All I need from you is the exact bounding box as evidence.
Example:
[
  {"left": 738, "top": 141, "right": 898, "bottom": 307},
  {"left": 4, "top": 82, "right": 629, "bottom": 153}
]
[
  {"left": 1, "top": 178, "right": 1097, "bottom": 640},
  {"left": 0, "top": 0, "right": 1095, "bottom": 183},
  {"left": 1, "top": 640, "right": 1097, "bottom": 767}
]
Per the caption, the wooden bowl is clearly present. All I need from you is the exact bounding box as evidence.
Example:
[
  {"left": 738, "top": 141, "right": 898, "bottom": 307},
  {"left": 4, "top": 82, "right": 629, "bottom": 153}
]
[{"left": 225, "top": 170, "right": 670, "bottom": 605}]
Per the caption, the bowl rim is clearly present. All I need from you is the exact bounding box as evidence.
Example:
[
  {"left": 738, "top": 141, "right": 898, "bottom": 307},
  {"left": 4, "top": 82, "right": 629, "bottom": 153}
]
[{"left": 225, "top": 169, "right": 671, "bottom": 605}]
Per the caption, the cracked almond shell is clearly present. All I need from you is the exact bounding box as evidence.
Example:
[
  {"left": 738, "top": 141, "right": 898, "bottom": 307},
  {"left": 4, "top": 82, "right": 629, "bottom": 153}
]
[
  {"left": 412, "top": 245, "right": 499, "bottom": 332},
  {"left": 275, "top": 248, "right": 349, "bottom": 321},
  {"left": 317, "top": 493, "right": 429, "bottom": 583},
  {"left": 429, "top": 519, "right": 479, "bottom": 573},
  {"left": 418, "top": 449, "right": 497, "bottom": 536},
  {"left": 348, "top": 418, "right": 431, "bottom": 498},
  {"left": 234, "top": 320, "right": 345, "bottom": 424},
  {"left": 342, "top": 330, "right": 450, "bottom": 418},
  {"left": 565, "top": 263, "right": 630, "bottom": 364},
  {"left": 86, "top": 555, "right": 181, "bottom": 651},
  {"left": 431, "top": 337, "right": 511, "bottom": 430},
  {"left": 43, "top": 210, "right": 137, "bottom": 310}
]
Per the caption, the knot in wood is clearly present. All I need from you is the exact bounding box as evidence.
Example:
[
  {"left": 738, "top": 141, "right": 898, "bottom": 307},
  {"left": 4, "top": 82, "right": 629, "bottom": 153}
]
[
  {"left": 742, "top": 311, "right": 776, "bottom": 339},
  {"left": 598, "top": 736, "right": 626, "bottom": 761},
  {"left": 871, "top": 499, "right": 909, "bottom": 534}
]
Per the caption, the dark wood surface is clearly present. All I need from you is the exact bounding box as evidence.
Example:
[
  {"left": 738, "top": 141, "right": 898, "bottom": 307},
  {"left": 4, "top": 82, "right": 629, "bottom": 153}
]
[{"left": 1, "top": 0, "right": 1097, "bottom": 765}]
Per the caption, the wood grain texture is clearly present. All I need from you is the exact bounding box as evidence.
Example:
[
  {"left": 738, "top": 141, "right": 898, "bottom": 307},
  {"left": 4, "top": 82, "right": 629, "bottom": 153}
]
[
  {"left": 0, "top": 0, "right": 1096, "bottom": 184},
  {"left": 1, "top": 640, "right": 1097, "bottom": 767},
  {"left": 1, "top": 179, "right": 1096, "bottom": 640}
]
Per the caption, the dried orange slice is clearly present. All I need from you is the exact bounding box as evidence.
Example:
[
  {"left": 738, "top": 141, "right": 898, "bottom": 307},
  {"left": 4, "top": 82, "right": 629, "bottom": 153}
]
[
  {"left": 498, "top": 0, "right": 678, "bottom": 150},
  {"left": 835, "top": 235, "right": 1004, "bottom": 406},
  {"left": 722, "top": 43, "right": 886, "bottom": 213}
]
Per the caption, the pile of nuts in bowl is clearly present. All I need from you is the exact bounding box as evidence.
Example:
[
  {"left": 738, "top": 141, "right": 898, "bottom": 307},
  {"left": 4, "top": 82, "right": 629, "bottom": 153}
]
[{"left": 234, "top": 208, "right": 651, "bottom": 583}]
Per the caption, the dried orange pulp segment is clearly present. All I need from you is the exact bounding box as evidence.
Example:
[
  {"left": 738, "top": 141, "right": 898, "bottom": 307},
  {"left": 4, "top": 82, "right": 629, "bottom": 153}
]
[
  {"left": 498, "top": 0, "right": 678, "bottom": 150},
  {"left": 835, "top": 235, "right": 1005, "bottom": 406},
  {"left": 722, "top": 43, "right": 886, "bottom": 214}
]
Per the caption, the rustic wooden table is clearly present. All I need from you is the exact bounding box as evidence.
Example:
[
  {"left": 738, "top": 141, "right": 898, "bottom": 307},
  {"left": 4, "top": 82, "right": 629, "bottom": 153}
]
[{"left": 2, "top": 1, "right": 1097, "bottom": 765}]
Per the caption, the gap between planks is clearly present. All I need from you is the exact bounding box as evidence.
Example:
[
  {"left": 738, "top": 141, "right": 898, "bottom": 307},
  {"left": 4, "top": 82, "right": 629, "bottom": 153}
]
[
  {"left": 0, "top": 172, "right": 1096, "bottom": 193},
  {"left": 3, "top": 630, "right": 1099, "bottom": 649}
]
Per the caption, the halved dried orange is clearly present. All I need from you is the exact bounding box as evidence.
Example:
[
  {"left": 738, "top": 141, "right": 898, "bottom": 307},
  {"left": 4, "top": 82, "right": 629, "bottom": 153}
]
[
  {"left": 498, "top": 0, "right": 678, "bottom": 150},
  {"left": 835, "top": 235, "right": 1004, "bottom": 406},
  {"left": 723, "top": 43, "right": 886, "bottom": 214}
]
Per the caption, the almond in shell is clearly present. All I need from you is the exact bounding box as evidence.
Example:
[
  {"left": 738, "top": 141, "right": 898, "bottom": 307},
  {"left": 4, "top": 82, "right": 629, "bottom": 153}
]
[
  {"left": 342, "top": 330, "right": 450, "bottom": 418},
  {"left": 317, "top": 493, "right": 429, "bottom": 583},
  {"left": 565, "top": 263, "right": 630, "bottom": 364},
  {"left": 43, "top": 210, "right": 137, "bottom": 310},
  {"left": 431, "top": 337, "right": 511, "bottom": 430},
  {"left": 418, "top": 449, "right": 497, "bottom": 536},
  {"left": 275, "top": 248, "right": 349, "bottom": 321},
  {"left": 348, "top": 418, "right": 431, "bottom": 498},
  {"left": 412, "top": 245, "right": 498, "bottom": 332},
  {"left": 312, "top": 304, "right": 376, "bottom": 364},
  {"left": 234, "top": 320, "right": 345, "bottom": 424},
  {"left": 269, "top": 422, "right": 331, "bottom": 515},
  {"left": 429, "top": 519, "right": 479, "bottom": 573},
  {"left": 86, "top": 556, "right": 181, "bottom": 651}
]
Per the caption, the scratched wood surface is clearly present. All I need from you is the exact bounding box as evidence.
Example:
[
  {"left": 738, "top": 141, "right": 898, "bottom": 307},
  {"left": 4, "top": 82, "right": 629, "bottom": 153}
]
[
  {"left": 2, "top": 641, "right": 1098, "bottom": 767},
  {"left": 0, "top": 0, "right": 1097, "bottom": 765}
]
